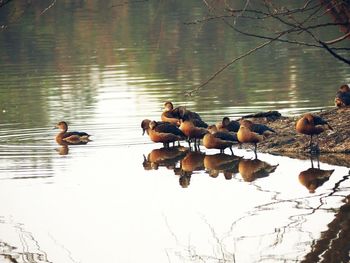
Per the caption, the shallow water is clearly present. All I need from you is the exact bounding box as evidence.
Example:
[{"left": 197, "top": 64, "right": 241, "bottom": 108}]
[{"left": 0, "top": 1, "right": 350, "bottom": 262}]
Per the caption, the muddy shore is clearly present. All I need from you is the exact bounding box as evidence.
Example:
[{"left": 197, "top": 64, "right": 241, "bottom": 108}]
[{"left": 238, "top": 107, "right": 350, "bottom": 167}]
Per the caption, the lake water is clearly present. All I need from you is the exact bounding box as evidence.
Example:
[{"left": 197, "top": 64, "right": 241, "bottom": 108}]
[{"left": 0, "top": 1, "right": 350, "bottom": 262}]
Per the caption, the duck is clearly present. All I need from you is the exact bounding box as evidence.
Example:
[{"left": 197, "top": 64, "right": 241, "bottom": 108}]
[
  {"left": 179, "top": 115, "right": 208, "bottom": 149},
  {"left": 203, "top": 125, "right": 238, "bottom": 154},
  {"left": 335, "top": 84, "right": 350, "bottom": 107},
  {"left": 141, "top": 119, "right": 185, "bottom": 147},
  {"left": 239, "top": 119, "right": 276, "bottom": 135},
  {"left": 237, "top": 124, "right": 264, "bottom": 157},
  {"left": 161, "top": 101, "right": 206, "bottom": 126},
  {"left": 216, "top": 117, "right": 240, "bottom": 132},
  {"left": 141, "top": 119, "right": 169, "bottom": 135},
  {"left": 295, "top": 113, "right": 333, "bottom": 151},
  {"left": 54, "top": 121, "right": 91, "bottom": 145},
  {"left": 161, "top": 101, "right": 181, "bottom": 126}
]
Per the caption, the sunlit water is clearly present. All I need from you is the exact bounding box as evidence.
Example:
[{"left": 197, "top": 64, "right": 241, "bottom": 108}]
[{"left": 0, "top": 1, "right": 350, "bottom": 263}]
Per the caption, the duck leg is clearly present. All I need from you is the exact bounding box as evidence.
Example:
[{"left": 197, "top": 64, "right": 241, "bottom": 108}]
[
  {"left": 254, "top": 143, "right": 258, "bottom": 159},
  {"left": 229, "top": 147, "right": 234, "bottom": 155}
]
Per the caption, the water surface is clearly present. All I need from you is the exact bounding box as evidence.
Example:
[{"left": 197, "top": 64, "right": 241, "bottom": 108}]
[{"left": 0, "top": 1, "right": 349, "bottom": 262}]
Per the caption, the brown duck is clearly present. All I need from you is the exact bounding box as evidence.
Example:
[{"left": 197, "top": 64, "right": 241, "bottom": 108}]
[
  {"left": 334, "top": 84, "right": 350, "bottom": 107},
  {"left": 203, "top": 125, "right": 238, "bottom": 154},
  {"left": 295, "top": 113, "right": 333, "bottom": 149},
  {"left": 141, "top": 119, "right": 185, "bottom": 147},
  {"left": 55, "top": 121, "right": 91, "bottom": 145}
]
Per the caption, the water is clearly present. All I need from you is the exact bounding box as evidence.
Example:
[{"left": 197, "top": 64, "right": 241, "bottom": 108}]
[{"left": 0, "top": 1, "right": 349, "bottom": 262}]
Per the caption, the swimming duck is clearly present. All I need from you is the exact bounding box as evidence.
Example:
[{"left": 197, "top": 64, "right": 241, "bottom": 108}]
[
  {"left": 216, "top": 117, "right": 240, "bottom": 132},
  {"left": 54, "top": 121, "right": 91, "bottom": 145},
  {"left": 237, "top": 124, "right": 264, "bottom": 157},
  {"left": 141, "top": 119, "right": 185, "bottom": 147},
  {"left": 203, "top": 125, "right": 238, "bottom": 154},
  {"left": 295, "top": 113, "right": 333, "bottom": 151},
  {"left": 239, "top": 119, "right": 276, "bottom": 135},
  {"left": 335, "top": 84, "right": 350, "bottom": 107}
]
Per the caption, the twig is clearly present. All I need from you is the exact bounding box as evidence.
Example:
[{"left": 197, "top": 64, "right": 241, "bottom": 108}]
[
  {"left": 40, "top": 0, "right": 56, "bottom": 16},
  {"left": 185, "top": 38, "right": 276, "bottom": 96},
  {"left": 325, "top": 32, "right": 350, "bottom": 45}
]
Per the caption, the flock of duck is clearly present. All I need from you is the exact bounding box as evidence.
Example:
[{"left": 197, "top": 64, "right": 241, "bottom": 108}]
[
  {"left": 51, "top": 85, "right": 349, "bottom": 191},
  {"left": 140, "top": 99, "right": 335, "bottom": 156},
  {"left": 53, "top": 84, "right": 350, "bottom": 156}
]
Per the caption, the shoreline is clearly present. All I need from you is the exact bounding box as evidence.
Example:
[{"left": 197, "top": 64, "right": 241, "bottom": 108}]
[{"left": 239, "top": 107, "right": 350, "bottom": 167}]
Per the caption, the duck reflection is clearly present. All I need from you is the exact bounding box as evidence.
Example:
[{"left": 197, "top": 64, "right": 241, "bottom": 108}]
[
  {"left": 177, "top": 151, "right": 206, "bottom": 188},
  {"left": 298, "top": 155, "right": 335, "bottom": 193},
  {"left": 238, "top": 158, "right": 279, "bottom": 182},
  {"left": 55, "top": 144, "right": 69, "bottom": 155},
  {"left": 55, "top": 140, "right": 90, "bottom": 155},
  {"left": 204, "top": 153, "right": 241, "bottom": 179},
  {"left": 143, "top": 146, "right": 188, "bottom": 170}
]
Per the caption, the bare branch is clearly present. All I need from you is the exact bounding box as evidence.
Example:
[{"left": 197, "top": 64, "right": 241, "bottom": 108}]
[
  {"left": 185, "top": 37, "right": 278, "bottom": 96},
  {"left": 0, "top": 0, "right": 12, "bottom": 8},
  {"left": 325, "top": 32, "right": 350, "bottom": 45},
  {"left": 40, "top": 0, "right": 56, "bottom": 16}
]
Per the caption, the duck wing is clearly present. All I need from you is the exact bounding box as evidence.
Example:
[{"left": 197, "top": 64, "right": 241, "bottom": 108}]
[{"left": 251, "top": 124, "right": 276, "bottom": 134}]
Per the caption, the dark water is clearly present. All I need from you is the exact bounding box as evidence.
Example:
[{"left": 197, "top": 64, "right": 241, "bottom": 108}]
[{"left": 0, "top": 1, "right": 349, "bottom": 262}]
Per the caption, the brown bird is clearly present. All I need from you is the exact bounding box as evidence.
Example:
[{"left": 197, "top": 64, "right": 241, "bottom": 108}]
[
  {"left": 54, "top": 121, "right": 91, "bottom": 145},
  {"left": 237, "top": 124, "right": 264, "bottom": 157},
  {"left": 161, "top": 101, "right": 206, "bottom": 127},
  {"left": 179, "top": 114, "right": 208, "bottom": 149},
  {"left": 239, "top": 119, "right": 276, "bottom": 135},
  {"left": 216, "top": 117, "right": 240, "bottom": 132},
  {"left": 295, "top": 113, "right": 333, "bottom": 151},
  {"left": 161, "top": 101, "right": 181, "bottom": 126},
  {"left": 203, "top": 125, "right": 238, "bottom": 154},
  {"left": 141, "top": 119, "right": 185, "bottom": 147},
  {"left": 334, "top": 84, "right": 350, "bottom": 107}
]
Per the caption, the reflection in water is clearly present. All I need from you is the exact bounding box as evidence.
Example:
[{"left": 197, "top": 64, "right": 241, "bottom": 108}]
[
  {"left": 301, "top": 194, "right": 350, "bottom": 263},
  {"left": 0, "top": 217, "right": 51, "bottom": 263},
  {"left": 143, "top": 147, "right": 280, "bottom": 185},
  {"left": 178, "top": 151, "right": 205, "bottom": 188},
  {"left": 142, "top": 146, "right": 188, "bottom": 170},
  {"left": 55, "top": 145, "right": 69, "bottom": 156},
  {"left": 238, "top": 158, "right": 279, "bottom": 182},
  {"left": 55, "top": 140, "right": 90, "bottom": 156},
  {"left": 203, "top": 153, "right": 241, "bottom": 179},
  {"left": 298, "top": 155, "right": 335, "bottom": 193}
]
